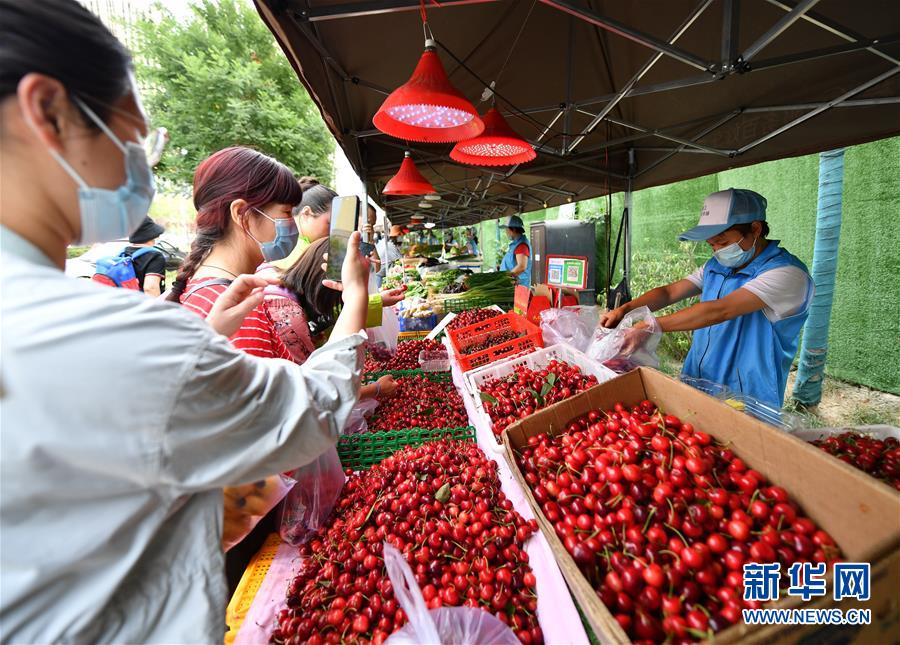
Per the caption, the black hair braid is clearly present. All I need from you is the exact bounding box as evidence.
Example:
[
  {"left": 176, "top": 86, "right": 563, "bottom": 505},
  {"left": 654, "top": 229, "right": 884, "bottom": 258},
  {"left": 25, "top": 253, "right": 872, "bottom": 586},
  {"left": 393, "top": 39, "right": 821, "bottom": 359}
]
[{"left": 166, "top": 232, "right": 219, "bottom": 302}]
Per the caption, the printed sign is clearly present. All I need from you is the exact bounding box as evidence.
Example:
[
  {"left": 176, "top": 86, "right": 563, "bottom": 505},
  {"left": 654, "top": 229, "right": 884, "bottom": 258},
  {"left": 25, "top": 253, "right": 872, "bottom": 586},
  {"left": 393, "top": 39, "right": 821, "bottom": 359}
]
[{"left": 546, "top": 255, "right": 588, "bottom": 290}]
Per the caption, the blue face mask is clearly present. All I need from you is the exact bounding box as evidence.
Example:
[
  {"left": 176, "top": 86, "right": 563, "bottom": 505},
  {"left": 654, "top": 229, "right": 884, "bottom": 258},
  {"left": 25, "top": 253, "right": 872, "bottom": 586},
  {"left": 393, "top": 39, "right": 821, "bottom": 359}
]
[
  {"left": 714, "top": 234, "right": 758, "bottom": 268},
  {"left": 251, "top": 208, "right": 299, "bottom": 262},
  {"left": 49, "top": 97, "right": 155, "bottom": 245}
]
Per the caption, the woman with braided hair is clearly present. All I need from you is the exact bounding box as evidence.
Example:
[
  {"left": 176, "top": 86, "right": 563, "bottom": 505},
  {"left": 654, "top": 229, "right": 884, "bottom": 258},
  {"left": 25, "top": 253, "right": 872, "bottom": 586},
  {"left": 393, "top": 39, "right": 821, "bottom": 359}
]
[{"left": 166, "top": 146, "right": 303, "bottom": 360}]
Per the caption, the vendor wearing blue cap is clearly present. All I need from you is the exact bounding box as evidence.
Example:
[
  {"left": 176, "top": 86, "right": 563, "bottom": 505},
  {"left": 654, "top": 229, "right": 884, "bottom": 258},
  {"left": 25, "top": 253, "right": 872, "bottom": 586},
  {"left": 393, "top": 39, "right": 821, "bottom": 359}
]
[
  {"left": 499, "top": 214, "right": 532, "bottom": 286},
  {"left": 600, "top": 188, "right": 813, "bottom": 407}
]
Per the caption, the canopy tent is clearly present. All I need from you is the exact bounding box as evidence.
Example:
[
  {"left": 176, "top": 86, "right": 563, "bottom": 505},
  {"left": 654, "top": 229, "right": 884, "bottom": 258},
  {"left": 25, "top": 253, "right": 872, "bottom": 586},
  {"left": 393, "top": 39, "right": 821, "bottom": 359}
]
[{"left": 255, "top": 0, "right": 900, "bottom": 228}]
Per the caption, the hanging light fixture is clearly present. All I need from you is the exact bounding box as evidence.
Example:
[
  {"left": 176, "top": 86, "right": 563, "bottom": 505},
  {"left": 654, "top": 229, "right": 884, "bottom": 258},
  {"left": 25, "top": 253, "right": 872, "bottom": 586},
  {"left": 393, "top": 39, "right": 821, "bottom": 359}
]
[
  {"left": 424, "top": 221, "right": 436, "bottom": 229},
  {"left": 373, "top": 9, "right": 483, "bottom": 144},
  {"left": 418, "top": 200, "right": 433, "bottom": 209},
  {"left": 424, "top": 193, "right": 442, "bottom": 201},
  {"left": 382, "top": 152, "right": 437, "bottom": 196},
  {"left": 450, "top": 107, "right": 536, "bottom": 166}
]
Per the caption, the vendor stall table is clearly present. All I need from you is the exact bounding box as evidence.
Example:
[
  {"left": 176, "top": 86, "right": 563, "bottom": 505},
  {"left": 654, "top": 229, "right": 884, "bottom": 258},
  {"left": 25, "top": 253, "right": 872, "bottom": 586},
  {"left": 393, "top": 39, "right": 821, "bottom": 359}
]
[{"left": 230, "top": 343, "right": 590, "bottom": 645}]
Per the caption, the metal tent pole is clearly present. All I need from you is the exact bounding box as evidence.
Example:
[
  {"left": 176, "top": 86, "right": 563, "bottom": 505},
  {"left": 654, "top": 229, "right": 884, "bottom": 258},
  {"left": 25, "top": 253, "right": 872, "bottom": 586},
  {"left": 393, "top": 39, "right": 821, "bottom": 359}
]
[{"left": 624, "top": 148, "right": 635, "bottom": 290}]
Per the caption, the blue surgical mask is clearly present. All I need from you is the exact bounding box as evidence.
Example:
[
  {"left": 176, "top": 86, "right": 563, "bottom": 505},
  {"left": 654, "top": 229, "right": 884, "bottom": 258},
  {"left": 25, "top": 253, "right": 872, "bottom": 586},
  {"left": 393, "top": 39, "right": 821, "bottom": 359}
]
[
  {"left": 251, "top": 208, "right": 299, "bottom": 262},
  {"left": 714, "top": 235, "right": 758, "bottom": 268},
  {"left": 49, "top": 97, "right": 155, "bottom": 245}
]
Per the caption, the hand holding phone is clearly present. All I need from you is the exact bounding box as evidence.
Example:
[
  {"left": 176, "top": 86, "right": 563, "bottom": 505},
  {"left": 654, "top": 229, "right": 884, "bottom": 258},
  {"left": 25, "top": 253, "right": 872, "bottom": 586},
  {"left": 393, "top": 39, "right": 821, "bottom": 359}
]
[{"left": 326, "top": 195, "right": 360, "bottom": 282}]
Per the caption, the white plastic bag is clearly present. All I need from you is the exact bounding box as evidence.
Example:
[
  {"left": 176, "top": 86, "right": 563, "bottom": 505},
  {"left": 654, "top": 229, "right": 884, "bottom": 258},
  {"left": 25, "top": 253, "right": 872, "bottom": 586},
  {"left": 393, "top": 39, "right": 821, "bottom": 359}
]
[
  {"left": 587, "top": 305, "right": 662, "bottom": 372},
  {"left": 278, "top": 448, "right": 345, "bottom": 546},
  {"left": 539, "top": 306, "right": 600, "bottom": 352},
  {"left": 344, "top": 398, "right": 379, "bottom": 435},
  {"left": 223, "top": 474, "right": 295, "bottom": 552},
  {"left": 368, "top": 305, "right": 400, "bottom": 352},
  {"left": 383, "top": 542, "right": 520, "bottom": 645}
]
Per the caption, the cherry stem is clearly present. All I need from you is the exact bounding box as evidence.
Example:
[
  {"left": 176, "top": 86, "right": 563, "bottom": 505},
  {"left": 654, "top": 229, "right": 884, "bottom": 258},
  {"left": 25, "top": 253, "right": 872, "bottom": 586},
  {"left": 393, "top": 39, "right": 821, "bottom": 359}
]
[{"left": 665, "top": 522, "right": 689, "bottom": 547}]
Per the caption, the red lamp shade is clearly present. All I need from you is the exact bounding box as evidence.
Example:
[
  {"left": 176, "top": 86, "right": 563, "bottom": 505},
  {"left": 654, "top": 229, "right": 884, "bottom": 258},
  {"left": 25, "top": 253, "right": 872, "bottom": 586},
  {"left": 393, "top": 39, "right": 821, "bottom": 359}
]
[
  {"left": 450, "top": 107, "right": 536, "bottom": 166},
  {"left": 373, "top": 42, "right": 484, "bottom": 143},
  {"left": 383, "top": 152, "right": 436, "bottom": 196}
]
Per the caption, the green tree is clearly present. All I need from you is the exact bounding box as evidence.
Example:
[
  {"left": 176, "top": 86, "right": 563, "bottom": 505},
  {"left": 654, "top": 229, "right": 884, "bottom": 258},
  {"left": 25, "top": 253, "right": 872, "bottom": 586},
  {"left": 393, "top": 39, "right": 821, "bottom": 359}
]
[{"left": 133, "top": 0, "right": 333, "bottom": 187}]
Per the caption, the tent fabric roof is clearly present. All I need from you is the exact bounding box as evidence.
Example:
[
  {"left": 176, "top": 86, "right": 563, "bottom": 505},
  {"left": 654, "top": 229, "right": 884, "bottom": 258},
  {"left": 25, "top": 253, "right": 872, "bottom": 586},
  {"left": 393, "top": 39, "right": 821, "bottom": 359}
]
[{"left": 255, "top": 0, "right": 900, "bottom": 227}]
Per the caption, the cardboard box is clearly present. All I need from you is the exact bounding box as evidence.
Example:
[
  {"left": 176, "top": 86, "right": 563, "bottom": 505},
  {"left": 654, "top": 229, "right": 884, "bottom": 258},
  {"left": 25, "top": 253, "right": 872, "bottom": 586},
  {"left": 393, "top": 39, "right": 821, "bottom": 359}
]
[{"left": 503, "top": 368, "right": 900, "bottom": 644}]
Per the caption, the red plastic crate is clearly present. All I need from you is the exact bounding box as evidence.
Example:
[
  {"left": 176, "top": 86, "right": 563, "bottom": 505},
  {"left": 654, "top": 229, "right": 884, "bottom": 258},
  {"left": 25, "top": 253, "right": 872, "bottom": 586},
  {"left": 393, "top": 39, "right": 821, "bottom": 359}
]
[{"left": 447, "top": 312, "right": 544, "bottom": 372}]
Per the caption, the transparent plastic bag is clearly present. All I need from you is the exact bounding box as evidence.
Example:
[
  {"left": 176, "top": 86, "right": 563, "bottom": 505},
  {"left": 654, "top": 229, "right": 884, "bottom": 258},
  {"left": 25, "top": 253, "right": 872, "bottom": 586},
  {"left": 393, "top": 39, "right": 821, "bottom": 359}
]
[
  {"left": 587, "top": 306, "right": 662, "bottom": 372},
  {"left": 368, "top": 305, "right": 400, "bottom": 352},
  {"left": 345, "top": 399, "right": 379, "bottom": 435},
  {"left": 383, "top": 542, "right": 519, "bottom": 645},
  {"left": 222, "top": 473, "right": 295, "bottom": 552},
  {"left": 539, "top": 306, "right": 600, "bottom": 352},
  {"left": 279, "top": 447, "right": 346, "bottom": 546}
]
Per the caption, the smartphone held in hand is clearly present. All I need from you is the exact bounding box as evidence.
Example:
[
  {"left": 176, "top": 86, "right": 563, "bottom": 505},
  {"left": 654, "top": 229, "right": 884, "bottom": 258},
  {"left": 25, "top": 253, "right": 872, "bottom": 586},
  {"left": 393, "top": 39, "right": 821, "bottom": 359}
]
[{"left": 326, "top": 195, "right": 360, "bottom": 282}]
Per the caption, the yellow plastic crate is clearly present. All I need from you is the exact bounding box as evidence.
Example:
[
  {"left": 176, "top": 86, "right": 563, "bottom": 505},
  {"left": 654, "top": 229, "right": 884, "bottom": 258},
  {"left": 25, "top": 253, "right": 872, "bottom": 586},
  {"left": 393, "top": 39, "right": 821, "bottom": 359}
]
[{"left": 224, "top": 533, "right": 282, "bottom": 645}]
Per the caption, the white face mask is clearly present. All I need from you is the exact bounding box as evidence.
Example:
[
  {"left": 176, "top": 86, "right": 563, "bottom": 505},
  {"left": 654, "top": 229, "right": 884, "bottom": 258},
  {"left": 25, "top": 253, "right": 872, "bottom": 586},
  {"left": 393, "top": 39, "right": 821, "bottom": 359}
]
[
  {"left": 49, "top": 97, "right": 155, "bottom": 245},
  {"left": 714, "top": 234, "right": 758, "bottom": 268}
]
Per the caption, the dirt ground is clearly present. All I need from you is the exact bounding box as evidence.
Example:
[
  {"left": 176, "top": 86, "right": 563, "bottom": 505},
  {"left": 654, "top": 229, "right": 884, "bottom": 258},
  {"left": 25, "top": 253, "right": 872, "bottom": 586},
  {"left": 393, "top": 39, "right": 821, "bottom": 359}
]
[{"left": 784, "top": 371, "right": 900, "bottom": 429}]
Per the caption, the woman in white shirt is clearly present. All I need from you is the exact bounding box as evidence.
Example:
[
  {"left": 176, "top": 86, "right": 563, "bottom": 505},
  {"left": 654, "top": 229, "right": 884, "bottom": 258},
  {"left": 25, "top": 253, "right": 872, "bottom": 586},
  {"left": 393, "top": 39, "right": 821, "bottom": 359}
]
[{"left": 0, "top": 1, "right": 369, "bottom": 642}]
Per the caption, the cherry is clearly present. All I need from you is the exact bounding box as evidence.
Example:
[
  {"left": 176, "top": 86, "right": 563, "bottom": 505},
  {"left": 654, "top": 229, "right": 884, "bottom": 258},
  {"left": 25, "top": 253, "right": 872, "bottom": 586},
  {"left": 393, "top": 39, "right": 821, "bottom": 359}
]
[
  {"left": 364, "top": 339, "right": 443, "bottom": 372},
  {"left": 513, "top": 401, "right": 844, "bottom": 644},
  {"left": 278, "top": 440, "right": 542, "bottom": 645}
]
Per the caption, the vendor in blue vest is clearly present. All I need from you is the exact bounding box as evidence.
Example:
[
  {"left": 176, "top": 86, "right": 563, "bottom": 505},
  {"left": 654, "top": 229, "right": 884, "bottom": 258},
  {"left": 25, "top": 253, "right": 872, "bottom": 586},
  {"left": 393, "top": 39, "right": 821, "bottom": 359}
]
[
  {"left": 600, "top": 188, "right": 813, "bottom": 407},
  {"left": 499, "top": 215, "right": 532, "bottom": 286}
]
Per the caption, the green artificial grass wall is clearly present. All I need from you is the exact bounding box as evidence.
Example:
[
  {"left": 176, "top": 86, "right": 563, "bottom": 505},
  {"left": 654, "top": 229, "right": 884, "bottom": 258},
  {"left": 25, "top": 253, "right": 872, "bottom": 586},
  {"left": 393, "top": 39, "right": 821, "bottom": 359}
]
[{"left": 476, "top": 137, "right": 899, "bottom": 393}]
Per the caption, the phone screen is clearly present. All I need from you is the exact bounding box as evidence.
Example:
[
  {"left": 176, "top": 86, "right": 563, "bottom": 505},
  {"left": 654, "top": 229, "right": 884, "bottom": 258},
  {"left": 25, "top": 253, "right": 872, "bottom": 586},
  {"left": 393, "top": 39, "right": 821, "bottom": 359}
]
[{"left": 326, "top": 195, "right": 360, "bottom": 282}]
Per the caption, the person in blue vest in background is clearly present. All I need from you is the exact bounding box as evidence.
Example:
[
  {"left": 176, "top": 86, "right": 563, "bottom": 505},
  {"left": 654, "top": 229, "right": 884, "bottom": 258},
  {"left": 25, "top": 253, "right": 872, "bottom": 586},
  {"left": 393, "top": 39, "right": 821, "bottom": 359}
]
[
  {"left": 499, "top": 215, "right": 532, "bottom": 286},
  {"left": 600, "top": 188, "right": 814, "bottom": 408}
]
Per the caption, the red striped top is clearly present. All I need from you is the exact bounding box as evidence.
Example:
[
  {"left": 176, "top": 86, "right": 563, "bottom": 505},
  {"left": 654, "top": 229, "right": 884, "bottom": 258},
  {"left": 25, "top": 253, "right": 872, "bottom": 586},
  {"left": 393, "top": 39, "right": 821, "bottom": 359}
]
[{"left": 180, "top": 278, "right": 293, "bottom": 361}]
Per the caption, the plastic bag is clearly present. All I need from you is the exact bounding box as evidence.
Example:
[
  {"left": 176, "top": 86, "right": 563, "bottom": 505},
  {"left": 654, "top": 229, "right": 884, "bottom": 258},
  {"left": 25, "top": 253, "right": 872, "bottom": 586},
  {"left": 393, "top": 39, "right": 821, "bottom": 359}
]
[
  {"left": 539, "top": 306, "right": 600, "bottom": 352},
  {"left": 222, "top": 473, "right": 295, "bottom": 552},
  {"left": 383, "top": 542, "right": 519, "bottom": 645},
  {"left": 279, "top": 447, "right": 346, "bottom": 546},
  {"left": 344, "top": 398, "right": 379, "bottom": 435},
  {"left": 587, "top": 306, "right": 662, "bottom": 372},
  {"left": 368, "top": 304, "right": 400, "bottom": 352}
]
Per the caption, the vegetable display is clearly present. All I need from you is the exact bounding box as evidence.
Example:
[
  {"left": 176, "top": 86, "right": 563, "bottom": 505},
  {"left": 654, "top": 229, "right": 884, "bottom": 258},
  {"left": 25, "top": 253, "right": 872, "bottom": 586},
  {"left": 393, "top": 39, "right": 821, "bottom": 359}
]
[
  {"left": 273, "top": 440, "right": 542, "bottom": 645},
  {"left": 811, "top": 431, "right": 900, "bottom": 489},
  {"left": 368, "top": 375, "right": 468, "bottom": 431},
  {"left": 515, "top": 399, "right": 841, "bottom": 643},
  {"left": 431, "top": 272, "right": 516, "bottom": 307},
  {"left": 478, "top": 361, "right": 599, "bottom": 436}
]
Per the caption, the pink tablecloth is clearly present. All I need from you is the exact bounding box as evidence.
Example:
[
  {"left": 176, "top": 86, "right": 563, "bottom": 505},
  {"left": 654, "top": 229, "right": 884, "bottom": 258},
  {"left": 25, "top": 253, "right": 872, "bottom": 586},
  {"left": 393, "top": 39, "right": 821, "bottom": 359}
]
[{"left": 235, "top": 347, "right": 589, "bottom": 645}]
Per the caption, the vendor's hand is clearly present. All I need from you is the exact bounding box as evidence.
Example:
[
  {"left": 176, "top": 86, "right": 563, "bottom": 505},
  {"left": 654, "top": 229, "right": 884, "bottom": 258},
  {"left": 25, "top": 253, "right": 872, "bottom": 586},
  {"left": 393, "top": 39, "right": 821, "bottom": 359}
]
[
  {"left": 619, "top": 323, "right": 652, "bottom": 355},
  {"left": 207, "top": 274, "right": 278, "bottom": 337},
  {"left": 322, "top": 232, "right": 370, "bottom": 301},
  {"left": 376, "top": 375, "right": 398, "bottom": 398},
  {"left": 599, "top": 306, "right": 628, "bottom": 329},
  {"left": 380, "top": 287, "right": 406, "bottom": 307}
]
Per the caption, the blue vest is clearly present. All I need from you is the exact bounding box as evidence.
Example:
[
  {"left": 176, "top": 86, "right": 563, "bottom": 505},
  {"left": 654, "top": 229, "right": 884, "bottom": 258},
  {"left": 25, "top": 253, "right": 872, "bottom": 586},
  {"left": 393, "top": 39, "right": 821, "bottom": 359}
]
[
  {"left": 681, "top": 241, "right": 812, "bottom": 408},
  {"left": 500, "top": 236, "right": 532, "bottom": 286}
]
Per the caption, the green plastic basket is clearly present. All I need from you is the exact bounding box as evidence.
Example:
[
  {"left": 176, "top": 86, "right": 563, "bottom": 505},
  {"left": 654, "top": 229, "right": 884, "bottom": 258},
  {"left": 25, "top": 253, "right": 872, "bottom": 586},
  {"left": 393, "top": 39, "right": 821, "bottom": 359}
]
[
  {"left": 337, "top": 426, "right": 475, "bottom": 470},
  {"left": 362, "top": 369, "right": 453, "bottom": 383},
  {"left": 442, "top": 296, "right": 491, "bottom": 313}
]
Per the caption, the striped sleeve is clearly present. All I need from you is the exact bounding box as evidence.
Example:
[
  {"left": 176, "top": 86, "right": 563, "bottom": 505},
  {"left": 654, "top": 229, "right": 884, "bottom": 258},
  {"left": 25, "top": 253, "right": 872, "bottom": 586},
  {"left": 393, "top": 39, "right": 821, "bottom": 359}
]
[{"left": 180, "top": 281, "right": 292, "bottom": 361}]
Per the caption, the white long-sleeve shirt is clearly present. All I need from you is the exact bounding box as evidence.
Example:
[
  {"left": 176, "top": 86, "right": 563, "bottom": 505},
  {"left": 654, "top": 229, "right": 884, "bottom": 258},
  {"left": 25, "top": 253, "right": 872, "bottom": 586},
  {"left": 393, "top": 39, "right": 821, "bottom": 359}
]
[
  {"left": 0, "top": 228, "right": 363, "bottom": 643},
  {"left": 375, "top": 238, "right": 402, "bottom": 278}
]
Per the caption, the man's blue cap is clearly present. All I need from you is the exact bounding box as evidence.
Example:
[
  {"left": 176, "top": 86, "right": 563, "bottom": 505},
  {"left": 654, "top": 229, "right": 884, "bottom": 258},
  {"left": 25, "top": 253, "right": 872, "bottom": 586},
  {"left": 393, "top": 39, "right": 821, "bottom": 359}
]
[
  {"left": 679, "top": 188, "right": 767, "bottom": 241},
  {"left": 500, "top": 214, "right": 525, "bottom": 229}
]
